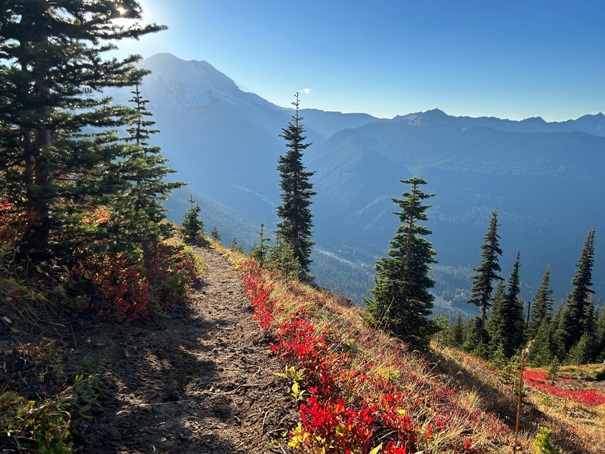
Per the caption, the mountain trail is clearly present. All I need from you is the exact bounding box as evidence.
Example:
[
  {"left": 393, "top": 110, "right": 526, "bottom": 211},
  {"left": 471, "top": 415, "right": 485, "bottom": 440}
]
[{"left": 79, "top": 245, "right": 297, "bottom": 453}]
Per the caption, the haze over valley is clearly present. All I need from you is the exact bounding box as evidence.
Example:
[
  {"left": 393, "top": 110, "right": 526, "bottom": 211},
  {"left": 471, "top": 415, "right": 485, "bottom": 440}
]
[{"left": 106, "top": 53, "right": 605, "bottom": 311}]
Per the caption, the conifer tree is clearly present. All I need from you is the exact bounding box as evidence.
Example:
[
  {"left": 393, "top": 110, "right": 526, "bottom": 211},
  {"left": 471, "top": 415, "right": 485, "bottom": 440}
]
[
  {"left": 0, "top": 0, "right": 165, "bottom": 259},
  {"left": 181, "top": 195, "right": 204, "bottom": 241},
  {"left": 368, "top": 178, "right": 437, "bottom": 346},
  {"left": 528, "top": 318, "right": 554, "bottom": 367},
  {"left": 557, "top": 228, "right": 596, "bottom": 352},
  {"left": 268, "top": 237, "right": 299, "bottom": 280},
  {"left": 210, "top": 227, "right": 222, "bottom": 244},
  {"left": 230, "top": 237, "right": 244, "bottom": 253},
  {"left": 526, "top": 267, "right": 555, "bottom": 341},
  {"left": 566, "top": 332, "right": 594, "bottom": 366},
  {"left": 594, "top": 305, "right": 605, "bottom": 361},
  {"left": 251, "top": 223, "right": 271, "bottom": 267},
  {"left": 108, "top": 84, "right": 183, "bottom": 250},
  {"left": 549, "top": 304, "right": 566, "bottom": 360},
  {"left": 487, "top": 280, "right": 507, "bottom": 352},
  {"left": 464, "top": 317, "right": 490, "bottom": 359},
  {"left": 495, "top": 253, "right": 525, "bottom": 358},
  {"left": 275, "top": 93, "right": 316, "bottom": 281},
  {"left": 467, "top": 210, "right": 504, "bottom": 327},
  {"left": 447, "top": 313, "right": 465, "bottom": 347}
]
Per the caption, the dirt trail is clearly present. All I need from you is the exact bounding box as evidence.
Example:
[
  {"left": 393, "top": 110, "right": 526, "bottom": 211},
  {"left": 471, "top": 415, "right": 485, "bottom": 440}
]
[{"left": 79, "top": 245, "right": 297, "bottom": 453}]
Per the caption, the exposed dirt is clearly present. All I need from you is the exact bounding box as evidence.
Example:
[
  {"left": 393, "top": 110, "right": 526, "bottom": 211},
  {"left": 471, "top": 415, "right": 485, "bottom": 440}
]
[{"left": 2, "top": 245, "right": 298, "bottom": 453}]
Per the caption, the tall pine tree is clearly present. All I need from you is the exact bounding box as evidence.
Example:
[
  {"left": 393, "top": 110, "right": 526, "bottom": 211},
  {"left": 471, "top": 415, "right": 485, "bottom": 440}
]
[
  {"left": 489, "top": 252, "right": 525, "bottom": 358},
  {"left": 275, "top": 93, "right": 316, "bottom": 281},
  {"left": 526, "top": 267, "right": 555, "bottom": 341},
  {"left": 108, "top": 84, "right": 183, "bottom": 250},
  {"left": 468, "top": 210, "right": 504, "bottom": 327},
  {"left": 0, "top": 0, "right": 165, "bottom": 259},
  {"left": 368, "top": 178, "right": 437, "bottom": 347},
  {"left": 557, "top": 228, "right": 596, "bottom": 353}
]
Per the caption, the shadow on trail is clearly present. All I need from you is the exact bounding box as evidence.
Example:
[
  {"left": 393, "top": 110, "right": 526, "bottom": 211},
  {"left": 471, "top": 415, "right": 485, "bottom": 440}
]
[{"left": 76, "top": 275, "right": 240, "bottom": 453}]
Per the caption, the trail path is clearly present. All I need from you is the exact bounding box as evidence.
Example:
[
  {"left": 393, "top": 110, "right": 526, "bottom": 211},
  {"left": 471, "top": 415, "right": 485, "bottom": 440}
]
[{"left": 80, "top": 246, "right": 296, "bottom": 453}]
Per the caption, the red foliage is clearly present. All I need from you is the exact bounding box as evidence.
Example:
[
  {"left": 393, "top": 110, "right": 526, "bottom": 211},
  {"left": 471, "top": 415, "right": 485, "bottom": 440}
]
[
  {"left": 238, "top": 259, "right": 525, "bottom": 453},
  {"left": 298, "top": 397, "right": 375, "bottom": 453},
  {"left": 73, "top": 243, "right": 197, "bottom": 323},
  {"left": 524, "top": 369, "right": 605, "bottom": 407}
]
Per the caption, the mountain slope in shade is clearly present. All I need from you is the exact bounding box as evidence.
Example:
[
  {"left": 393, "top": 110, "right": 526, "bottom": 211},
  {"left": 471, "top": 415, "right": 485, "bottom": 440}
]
[{"left": 107, "top": 53, "right": 605, "bottom": 307}]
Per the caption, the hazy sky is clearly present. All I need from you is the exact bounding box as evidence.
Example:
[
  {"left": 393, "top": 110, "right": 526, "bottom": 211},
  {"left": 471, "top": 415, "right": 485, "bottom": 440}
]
[{"left": 116, "top": 0, "right": 605, "bottom": 121}]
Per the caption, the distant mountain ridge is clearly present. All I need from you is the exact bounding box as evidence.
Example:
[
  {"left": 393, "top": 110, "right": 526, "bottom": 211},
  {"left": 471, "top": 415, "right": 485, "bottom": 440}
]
[
  {"left": 108, "top": 53, "right": 605, "bottom": 308},
  {"left": 393, "top": 108, "right": 605, "bottom": 137}
]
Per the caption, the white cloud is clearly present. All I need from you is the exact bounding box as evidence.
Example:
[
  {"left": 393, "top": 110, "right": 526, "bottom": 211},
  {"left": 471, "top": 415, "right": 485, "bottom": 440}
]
[{"left": 302, "top": 88, "right": 311, "bottom": 94}]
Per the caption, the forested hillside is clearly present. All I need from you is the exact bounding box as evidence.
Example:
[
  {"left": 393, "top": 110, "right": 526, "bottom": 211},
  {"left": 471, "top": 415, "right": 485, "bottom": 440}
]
[{"left": 105, "top": 53, "right": 605, "bottom": 309}]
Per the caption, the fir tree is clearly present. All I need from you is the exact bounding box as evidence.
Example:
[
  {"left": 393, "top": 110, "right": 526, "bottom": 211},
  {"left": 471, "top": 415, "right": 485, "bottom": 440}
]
[
  {"left": 367, "top": 178, "right": 437, "bottom": 347},
  {"left": 464, "top": 317, "right": 490, "bottom": 359},
  {"left": 447, "top": 313, "right": 465, "bottom": 347},
  {"left": 488, "top": 253, "right": 524, "bottom": 358},
  {"left": 268, "top": 238, "right": 299, "bottom": 280},
  {"left": 526, "top": 267, "right": 555, "bottom": 341},
  {"left": 0, "top": 0, "right": 165, "bottom": 259},
  {"left": 210, "top": 227, "right": 222, "bottom": 244},
  {"left": 230, "top": 237, "right": 244, "bottom": 253},
  {"left": 251, "top": 223, "right": 271, "bottom": 267},
  {"left": 487, "top": 281, "right": 507, "bottom": 353},
  {"left": 594, "top": 304, "right": 605, "bottom": 361},
  {"left": 550, "top": 304, "right": 566, "bottom": 360},
  {"left": 528, "top": 318, "right": 554, "bottom": 367},
  {"left": 275, "top": 93, "right": 316, "bottom": 281},
  {"left": 467, "top": 210, "right": 504, "bottom": 327},
  {"left": 557, "top": 228, "right": 596, "bottom": 352},
  {"left": 566, "top": 332, "right": 594, "bottom": 366},
  {"left": 181, "top": 195, "right": 204, "bottom": 241},
  {"left": 108, "top": 84, "right": 183, "bottom": 250}
]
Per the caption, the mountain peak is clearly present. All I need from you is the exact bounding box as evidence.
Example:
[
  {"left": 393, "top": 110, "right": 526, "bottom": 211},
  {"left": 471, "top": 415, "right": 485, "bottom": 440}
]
[
  {"left": 394, "top": 108, "right": 450, "bottom": 125},
  {"left": 132, "top": 53, "right": 275, "bottom": 114}
]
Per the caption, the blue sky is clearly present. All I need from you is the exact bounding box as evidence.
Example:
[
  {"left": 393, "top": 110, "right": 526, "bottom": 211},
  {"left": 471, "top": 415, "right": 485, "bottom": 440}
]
[{"left": 117, "top": 0, "right": 605, "bottom": 121}]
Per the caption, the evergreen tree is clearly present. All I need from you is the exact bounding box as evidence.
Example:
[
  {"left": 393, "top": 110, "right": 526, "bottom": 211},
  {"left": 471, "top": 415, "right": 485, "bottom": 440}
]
[
  {"left": 251, "top": 223, "right": 271, "bottom": 268},
  {"left": 557, "top": 228, "right": 596, "bottom": 352},
  {"left": 550, "top": 303, "right": 566, "bottom": 360},
  {"left": 268, "top": 238, "right": 299, "bottom": 280},
  {"left": 467, "top": 210, "right": 504, "bottom": 327},
  {"left": 367, "top": 178, "right": 437, "bottom": 346},
  {"left": 210, "top": 227, "right": 222, "bottom": 244},
  {"left": 275, "top": 93, "right": 316, "bottom": 281},
  {"left": 447, "top": 313, "right": 465, "bottom": 347},
  {"left": 463, "top": 317, "right": 490, "bottom": 359},
  {"left": 488, "top": 253, "right": 525, "bottom": 358},
  {"left": 0, "top": 0, "right": 165, "bottom": 259},
  {"left": 594, "top": 305, "right": 605, "bottom": 362},
  {"left": 181, "top": 195, "right": 204, "bottom": 241},
  {"left": 230, "top": 237, "right": 244, "bottom": 253},
  {"left": 528, "top": 318, "right": 554, "bottom": 367},
  {"left": 108, "top": 84, "right": 183, "bottom": 250},
  {"left": 566, "top": 332, "right": 594, "bottom": 366},
  {"left": 487, "top": 281, "right": 506, "bottom": 353},
  {"left": 526, "top": 267, "right": 555, "bottom": 341}
]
